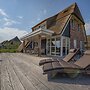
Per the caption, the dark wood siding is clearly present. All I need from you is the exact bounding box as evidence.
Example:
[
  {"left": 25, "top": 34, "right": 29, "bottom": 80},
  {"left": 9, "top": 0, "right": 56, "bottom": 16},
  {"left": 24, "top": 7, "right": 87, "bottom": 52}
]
[{"left": 62, "top": 22, "right": 70, "bottom": 37}]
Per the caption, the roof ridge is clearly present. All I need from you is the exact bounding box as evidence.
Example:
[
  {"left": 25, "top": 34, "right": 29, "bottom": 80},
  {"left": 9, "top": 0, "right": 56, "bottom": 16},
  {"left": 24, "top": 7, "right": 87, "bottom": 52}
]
[{"left": 32, "top": 2, "right": 84, "bottom": 29}]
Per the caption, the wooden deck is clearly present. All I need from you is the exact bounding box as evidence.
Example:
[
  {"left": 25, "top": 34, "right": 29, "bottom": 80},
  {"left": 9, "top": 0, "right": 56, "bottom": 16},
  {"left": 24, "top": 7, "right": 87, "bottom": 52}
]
[{"left": 0, "top": 53, "right": 90, "bottom": 90}]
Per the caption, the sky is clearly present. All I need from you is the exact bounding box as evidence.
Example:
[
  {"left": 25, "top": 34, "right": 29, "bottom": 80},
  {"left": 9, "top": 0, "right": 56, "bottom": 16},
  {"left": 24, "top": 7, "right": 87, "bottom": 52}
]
[{"left": 0, "top": 0, "right": 90, "bottom": 42}]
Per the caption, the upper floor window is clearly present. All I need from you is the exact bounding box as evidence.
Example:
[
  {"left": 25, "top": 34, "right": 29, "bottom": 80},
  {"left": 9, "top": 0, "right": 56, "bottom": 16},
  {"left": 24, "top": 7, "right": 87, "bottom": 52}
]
[
  {"left": 71, "top": 19, "right": 74, "bottom": 29},
  {"left": 34, "top": 24, "right": 46, "bottom": 31},
  {"left": 41, "top": 24, "right": 46, "bottom": 29},
  {"left": 78, "top": 24, "right": 81, "bottom": 31}
]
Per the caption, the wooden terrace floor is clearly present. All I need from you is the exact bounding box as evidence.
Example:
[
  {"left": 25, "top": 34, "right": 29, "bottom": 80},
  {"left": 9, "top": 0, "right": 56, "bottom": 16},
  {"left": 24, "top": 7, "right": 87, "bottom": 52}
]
[{"left": 0, "top": 53, "right": 90, "bottom": 90}]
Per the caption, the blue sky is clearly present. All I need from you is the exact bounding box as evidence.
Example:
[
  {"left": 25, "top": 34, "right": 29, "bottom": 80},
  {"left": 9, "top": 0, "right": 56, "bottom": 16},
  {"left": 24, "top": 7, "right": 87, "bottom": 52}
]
[{"left": 0, "top": 0, "right": 90, "bottom": 42}]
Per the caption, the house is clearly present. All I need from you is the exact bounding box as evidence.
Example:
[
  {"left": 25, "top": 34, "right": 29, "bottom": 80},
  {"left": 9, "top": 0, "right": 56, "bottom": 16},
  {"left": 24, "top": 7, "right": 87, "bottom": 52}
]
[{"left": 18, "top": 3, "right": 87, "bottom": 56}]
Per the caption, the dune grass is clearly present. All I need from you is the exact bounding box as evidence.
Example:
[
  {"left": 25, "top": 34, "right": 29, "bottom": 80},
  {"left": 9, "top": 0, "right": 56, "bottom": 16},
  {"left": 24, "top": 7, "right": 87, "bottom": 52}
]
[{"left": 0, "top": 49, "right": 17, "bottom": 53}]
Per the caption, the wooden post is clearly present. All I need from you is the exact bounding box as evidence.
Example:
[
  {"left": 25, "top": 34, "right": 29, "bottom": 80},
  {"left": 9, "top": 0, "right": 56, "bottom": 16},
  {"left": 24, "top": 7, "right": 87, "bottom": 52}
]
[
  {"left": 60, "top": 36, "right": 63, "bottom": 57},
  {"left": 38, "top": 35, "right": 41, "bottom": 56}
]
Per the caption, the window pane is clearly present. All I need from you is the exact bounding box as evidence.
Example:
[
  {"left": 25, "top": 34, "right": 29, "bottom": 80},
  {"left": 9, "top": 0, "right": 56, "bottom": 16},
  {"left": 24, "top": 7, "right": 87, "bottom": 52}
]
[
  {"left": 56, "top": 37, "right": 60, "bottom": 48},
  {"left": 56, "top": 37, "right": 60, "bottom": 41},
  {"left": 47, "top": 46, "right": 50, "bottom": 54},
  {"left": 48, "top": 39, "right": 50, "bottom": 46},
  {"left": 51, "top": 38, "right": 55, "bottom": 46},
  {"left": 51, "top": 47, "right": 55, "bottom": 52},
  {"left": 51, "top": 47, "right": 55, "bottom": 55}
]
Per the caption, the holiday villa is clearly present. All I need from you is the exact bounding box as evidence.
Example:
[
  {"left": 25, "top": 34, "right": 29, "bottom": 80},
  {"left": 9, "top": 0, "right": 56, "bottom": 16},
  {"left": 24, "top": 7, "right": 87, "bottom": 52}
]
[{"left": 18, "top": 3, "right": 87, "bottom": 57}]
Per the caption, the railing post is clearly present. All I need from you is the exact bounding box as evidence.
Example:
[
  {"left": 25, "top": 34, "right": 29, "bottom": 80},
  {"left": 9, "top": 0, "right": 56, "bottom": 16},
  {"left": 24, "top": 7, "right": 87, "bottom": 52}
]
[{"left": 38, "top": 35, "right": 41, "bottom": 56}]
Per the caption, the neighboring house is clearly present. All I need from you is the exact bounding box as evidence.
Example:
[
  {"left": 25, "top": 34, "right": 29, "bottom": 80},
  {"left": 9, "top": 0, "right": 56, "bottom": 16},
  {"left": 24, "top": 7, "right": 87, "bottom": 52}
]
[
  {"left": 19, "top": 3, "right": 87, "bottom": 56},
  {"left": 0, "top": 36, "right": 21, "bottom": 50}
]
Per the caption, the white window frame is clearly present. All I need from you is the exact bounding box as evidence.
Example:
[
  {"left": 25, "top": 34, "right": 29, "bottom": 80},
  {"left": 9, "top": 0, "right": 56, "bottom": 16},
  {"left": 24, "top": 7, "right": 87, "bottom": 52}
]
[{"left": 74, "top": 39, "right": 77, "bottom": 48}]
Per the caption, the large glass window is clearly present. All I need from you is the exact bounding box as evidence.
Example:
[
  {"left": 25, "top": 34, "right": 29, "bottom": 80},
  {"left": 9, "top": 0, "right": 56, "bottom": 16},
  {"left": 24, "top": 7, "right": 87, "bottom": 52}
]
[
  {"left": 56, "top": 37, "right": 60, "bottom": 55},
  {"left": 47, "top": 37, "right": 61, "bottom": 56},
  {"left": 51, "top": 47, "right": 55, "bottom": 55},
  {"left": 47, "top": 39, "right": 50, "bottom": 46},
  {"left": 51, "top": 38, "right": 55, "bottom": 46},
  {"left": 47, "top": 36, "right": 70, "bottom": 56},
  {"left": 51, "top": 38, "right": 55, "bottom": 55},
  {"left": 47, "top": 46, "right": 50, "bottom": 54},
  {"left": 61, "top": 37, "right": 70, "bottom": 56}
]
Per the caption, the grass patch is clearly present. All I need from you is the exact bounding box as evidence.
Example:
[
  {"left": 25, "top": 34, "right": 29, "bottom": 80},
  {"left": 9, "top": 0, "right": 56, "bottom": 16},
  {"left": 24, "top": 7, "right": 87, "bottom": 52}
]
[{"left": 0, "top": 49, "right": 17, "bottom": 53}]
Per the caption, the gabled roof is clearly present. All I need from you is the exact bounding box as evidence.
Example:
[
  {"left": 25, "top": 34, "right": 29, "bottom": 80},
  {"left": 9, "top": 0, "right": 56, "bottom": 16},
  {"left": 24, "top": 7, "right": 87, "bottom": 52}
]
[
  {"left": 72, "top": 3, "right": 84, "bottom": 23},
  {"left": 32, "top": 3, "right": 85, "bottom": 35},
  {"left": 54, "top": 2, "right": 84, "bottom": 23},
  {"left": 47, "top": 14, "right": 71, "bottom": 35},
  {"left": 47, "top": 3, "right": 85, "bottom": 35}
]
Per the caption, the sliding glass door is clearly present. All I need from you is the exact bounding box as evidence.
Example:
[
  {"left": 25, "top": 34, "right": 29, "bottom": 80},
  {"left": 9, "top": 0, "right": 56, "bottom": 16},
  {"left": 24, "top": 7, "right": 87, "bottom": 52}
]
[
  {"left": 56, "top": 37, "right": 61, "bottom": 55},
  {"left": 46, "top": 36, "right": 70, "bottom": 56},
  {"left": 61, "top": 36, "right": 70, "bottom": 56},
  {"left": 51, "top": 38, "right": 55, "bottom": 55},
  {"left": 47, "top": 36, "right": 61, "bottom": 56}
]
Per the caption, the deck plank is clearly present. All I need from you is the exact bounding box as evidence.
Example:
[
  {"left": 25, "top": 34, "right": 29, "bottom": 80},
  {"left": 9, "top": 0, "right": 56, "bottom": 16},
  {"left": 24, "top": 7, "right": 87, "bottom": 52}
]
[
  {"left": 13, "top": 53, "right": 90, "bottom": 90},
  {"left": 0, "top": 53, "right": 90, "bottom": 90},
  {"left": 1, "top": 56, "right": 13, "bottom": 90},
  {"left": 10, "top": 53, "right": 69, "bottom": 90},
  {"left": 4, "top": 57, "right": 25, "bottom": 90},
  {"left": 9, "top": 59, "right": 40, "bottom": 90},
  {"left": 9, "top": 55, "right": 51, "bottom": 90}
]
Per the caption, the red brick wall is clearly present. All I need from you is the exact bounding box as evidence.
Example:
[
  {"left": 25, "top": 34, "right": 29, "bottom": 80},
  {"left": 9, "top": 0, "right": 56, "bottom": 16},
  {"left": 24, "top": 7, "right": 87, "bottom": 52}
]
[{"left": 70, "top": 19, "right": 85, "bottom": 49}]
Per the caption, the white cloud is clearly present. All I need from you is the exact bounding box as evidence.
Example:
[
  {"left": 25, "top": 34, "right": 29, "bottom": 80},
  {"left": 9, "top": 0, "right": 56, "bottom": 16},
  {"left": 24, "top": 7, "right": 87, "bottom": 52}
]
[
  {"left": 0, "top": 9, "right": 8, "bottom": 17},
  {"left": 3, "top": 17, "right": 20, "bottom": 26},
  {"left": 37, "top": 17, "right": 41, "bottom": 21},
  {"left": 85, "top": 21, "right": 90, "bottom": 35},
  {"left": 36, "top": 9, "right": 47, "bottom": 22},
  {"left": 0, "top": 9, "right": 20, "bottom": 26},
  {"left": 18, "top": 16, "right": 23, "bottom": 19},
  {"left": 43, "top": 9, "right": 47, "bottom": 14},
  {"left": 36, "top": 12, "right": 41, "bottom": 21},
  {"left": 0, "top": 27, "right": 28, "bottom": 42}
]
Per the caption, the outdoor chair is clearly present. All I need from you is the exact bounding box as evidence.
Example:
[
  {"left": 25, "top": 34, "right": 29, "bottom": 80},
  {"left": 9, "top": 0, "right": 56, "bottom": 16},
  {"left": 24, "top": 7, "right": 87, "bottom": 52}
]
[
  {"left": 42, "top": 50, "right": 90, "bottom": 79},
  {"left": 39, "top": 48, "right": 80, "bottom": 66}
]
